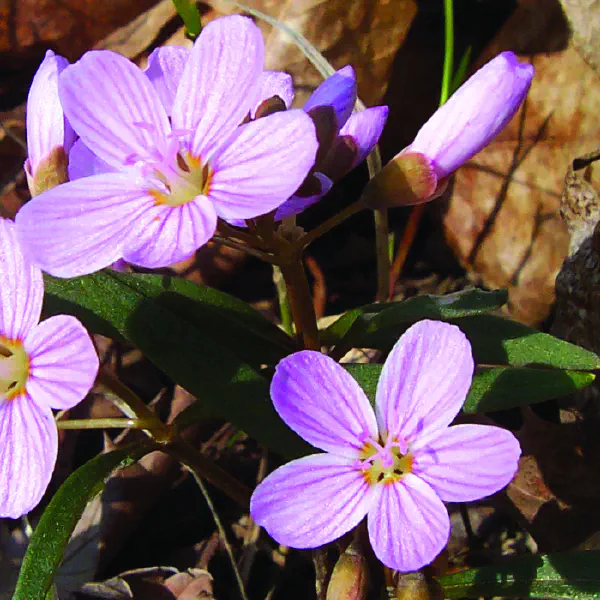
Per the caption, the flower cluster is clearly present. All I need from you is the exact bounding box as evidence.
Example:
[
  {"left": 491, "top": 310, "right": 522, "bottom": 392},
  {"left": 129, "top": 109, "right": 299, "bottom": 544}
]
[
  {"left": 0, "top": 219, "right": 98, "bottom": 518},
  {"left": 16, "top": 16, "right": 320, "bottom": 278},
  {"left": 251, "top": 320, "right": 520, "bottom": 572}
]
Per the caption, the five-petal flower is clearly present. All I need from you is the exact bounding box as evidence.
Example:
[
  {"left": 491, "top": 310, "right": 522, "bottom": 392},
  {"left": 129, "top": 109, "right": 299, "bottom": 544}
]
[
  {"left": 250, "top": 320, "right": 520, "bottom": 572},
  {"left": 0, "top": 219, "right": 99, "bottom": 518},
  {"left": 16, "top": 16, "right": 319, "bottom": 277}
]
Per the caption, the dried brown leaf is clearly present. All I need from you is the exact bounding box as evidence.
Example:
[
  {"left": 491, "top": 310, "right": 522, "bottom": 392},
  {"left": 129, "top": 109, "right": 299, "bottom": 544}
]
[
  {"left": 559, "top": 0, "right": 600, "bottom": 74},
  {"left": 211, "top": 0, "right": 417, "bottom": 106},
  {"left": 442, "top": 0, "right": 600, "bottom": 325}
]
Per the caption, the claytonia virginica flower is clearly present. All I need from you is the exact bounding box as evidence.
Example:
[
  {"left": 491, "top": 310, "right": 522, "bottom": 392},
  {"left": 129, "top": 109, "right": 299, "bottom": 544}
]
[
  {"left": 0, "top": 219, "right": 98, "bottom": 518},
  {"left": 25, "top": 50, "right": 75, "bottom": 196},
  {"left": 365, "top": 52, "right": 534, "bottom": 208},
  {"left": 16, "top": 15, "right": 318, "bottom": 277},
  {"left": 250, "top": 320, "right": 520, "bottom": 572}
]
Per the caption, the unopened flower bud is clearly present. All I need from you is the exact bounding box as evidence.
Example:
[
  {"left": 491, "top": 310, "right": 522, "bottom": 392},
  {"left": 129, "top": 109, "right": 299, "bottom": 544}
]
[
  {"left": 25, "top": 50, "right": 75, "bottom": 195},
  {"left": 405, "top": 51, "right": 534, "bottom": 179},
  {"left": 326, "top": 543, "right": 368, "bottom": 600},
  {"left": 361, "top": 151, "right": 441, "bottom": 208}
]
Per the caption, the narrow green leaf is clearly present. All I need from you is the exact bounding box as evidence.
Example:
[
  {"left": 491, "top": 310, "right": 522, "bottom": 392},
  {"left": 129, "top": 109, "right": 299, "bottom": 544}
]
[
  {"left": 323, "top": 288, "right": 508, "bottom": 346},
  {"left": 43, "top": 271, "right": 309, "bottom": 458},
  {"left": 14, "top": 444, "right": 152, "bottom": 600},
  {"left": 344, "top": 364, "right": 595, "bottom": 413},
  {"left": 172, "top": 0, "right": 202, "bottom": 38},
  {"left": 43, "top": 272, "right": 295, "bottom": 369},
  {"left": 464, "top": 367, "right": 595, "bottom": 413},
  {"left": 438, "top": 551, "right": 600, "bottom": 599}
]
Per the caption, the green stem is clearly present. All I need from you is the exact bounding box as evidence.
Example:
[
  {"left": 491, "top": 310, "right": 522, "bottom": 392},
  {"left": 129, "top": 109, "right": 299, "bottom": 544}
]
[
  {"left": 374, "top": 208, "right": 390, "bottom": 301},
  {"left": 278, "top": 258, "right": 320, "bottom": 350},
  {"left": 97, "top": 370, "right": 172, "bottom": 442},
  {"left": 440, "top": 0, "right": 455, "bottom": 106},
  {"left": 167, "top": 437, "right": 252, "bottom": 509},
  {"left": 212, "top": 235, "right": 279, "bottom": 264},
  {"left": 56, "top": 418, "right": 153, "bottom": 430},
  {"left": 295, "top": 198, "right": 365, "bottom": 252},
  {"left": 273, "top": 265, "right": 294, "bottom": 336}
]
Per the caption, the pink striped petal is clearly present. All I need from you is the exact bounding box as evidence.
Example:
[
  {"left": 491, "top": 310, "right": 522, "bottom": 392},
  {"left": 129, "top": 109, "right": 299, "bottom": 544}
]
[
  {"left": 412, "top": 424, "right": 521, "bottom": 502},
  {"left": 251, "top": 453, "right": 374, "bottom": 548},
  {"left": 59, "top": 50, "right": 170, "bottom": 169},
  {"left": 273, "top": 173, "right": 332, "bottom": 221},
  {"left": 15, "top": 173, "right": 154, "bottom": 278},
  {"left": 375, "top": 320, "right": 474, "bottom": 442},
  {"left": 172, "top": 15, "right": 263, "bottom": 159},
  {"left": 0, "top": 218, "right": 43, "bottom": 340},
  {"left": 339, "top": 106, "right": 388, "bottom": 169},
  {"left": 252, "top": 70, "right": 294, "bottom": 116},
  {"left": 122, "top": 196, "right": 217, "bottom": 268},
  {"left": 27, "top": 50, "right": 75, "bottom": 173},
  {"left": 209, "top": 110, "right": 317, "bottom": 220},
  {"left": 68, "top": 139, "right": 114, "bottom": 180},
  {"left": 271, "top": 351, "right": 377, "bottom": 457},
  {"left": 144, "top": 46, "right": 190, "bottom": 115},
  {"left": 304, "top": 66, "right": 356, "bottom": 129},
  {"left": 25, "top": 315, "right": 98, "bottom": 411},
  {"left": 367, "top": 474, "right": 450, "bottom": 572},
  {"left": 0, "top": 395, "right": 57, "bottom": 518}
]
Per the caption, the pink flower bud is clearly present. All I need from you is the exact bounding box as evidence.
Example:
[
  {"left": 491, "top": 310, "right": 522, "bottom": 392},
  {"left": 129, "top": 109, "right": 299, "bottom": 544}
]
[{"left": 405, "top": 51, "right": 534, "bottom": 179}]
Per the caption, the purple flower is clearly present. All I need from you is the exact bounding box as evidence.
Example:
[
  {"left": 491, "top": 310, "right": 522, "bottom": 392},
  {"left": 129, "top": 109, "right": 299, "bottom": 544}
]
[
  {"left": 405, "top": 51, "right": 534, "bottom": 181},
  {"left": 15, "top": 16, "right": 318, "bottom": 278},
  {"left": 25, "top": 50, "right": 76, "bottom": 195},
  {"left": 250, "top": 320, "right": 520, "bottom": 572},
  {"left": 0, "top": 218, "right": 98, "bottom": 518},
  {"left": 274, "top": 66, "right": 388, "bottom": 220}
]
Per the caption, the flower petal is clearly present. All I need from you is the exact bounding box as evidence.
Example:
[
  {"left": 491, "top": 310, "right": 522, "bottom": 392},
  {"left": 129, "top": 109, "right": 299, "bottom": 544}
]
[
  {"left": 407, "top": 52, "right": 534, "bottom": 178},
  {"left": 251, "top": 453, "right": 374, "bottom": 548},
  {"left": 271, "top": 351, "right": 377, "bottom": 457},
  {"left": 367, "top": 474, "right": 450, "bottom": 572},
  {"left": 59, "top": 50, "right": 170, "bottom": 169},
  {"left": 144, "top": 45, "right": 190, "bottom": 115},
  {"left": 273, "top": 173, "right": 332, "bottom": 221},
  {"left": 303, "top": 66, "right": 356, "bottom": 129},
  {"left": 0, "top": 395, "right": 57, "bottom": 518},
  {"left": 172, "top": 15, "right": 264, "bottom": 159},
  {"left": 68, "top": 139, "right": 114, "bottom": 180},
  {"left": 25, "top": 315, "right": 99, "bottom": 411},
  {"left": 340, "top": 106, "right": 389, "bottom": 169},
  {"left": 412, "top": 424, "right": 521, "bottom": 502},
  {"left": 209, "top": 110, "right": 318, "bottom": 220},
  {"left": 15, "top": 173, "right": 154, "bottom": 278},
  {"left": 0, "top": 218, "right": 43, "bottom": 340},
  {"left": 375, "top": 320, "right": 474, "bottom": 442},
  {"left": 252, "top": 70, "right": 294, "bottom": 116},
  {"left": 27, "top": 50, "right": 75, "bottom": 174},
  {"left": 122, "top": 196, "right": 217, "bottom": 268}
]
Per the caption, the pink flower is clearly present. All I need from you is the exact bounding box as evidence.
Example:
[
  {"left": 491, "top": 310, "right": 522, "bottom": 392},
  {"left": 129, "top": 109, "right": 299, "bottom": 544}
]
[
  {"left": 0, "top": 219, "right": 98, "bottom": 518},
  {"left": 25, "top": 50, "right": 76, "bottom": 195},
  {"left": 15, "top": 16, "right": 318, "bottom": 277},
  {"left": 406, "top": 51, "right": 534, "bottom": 181},
  {"left": 250, "top": 320, "right": 520, "bottom": 572}
]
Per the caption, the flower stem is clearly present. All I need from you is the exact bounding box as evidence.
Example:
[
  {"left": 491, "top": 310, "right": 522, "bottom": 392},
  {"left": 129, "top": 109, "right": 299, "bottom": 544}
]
[
  {"left": 56, "top": 418, "right": 153, "bottom": 430},
  {"left": 374, "top": 207, "right": 390, "bottom": 301},
  {"left": 440, "top": 0, "right": 455, "bottom": 106},
  {"left": 278, "top": 257, "right": 320, "bottom": 350},
  {"left": 273, "top": 265, "right": 294, "bottom": 336},
  {"left": 295, "top": 198, "right": 366, "bottom": 252}
]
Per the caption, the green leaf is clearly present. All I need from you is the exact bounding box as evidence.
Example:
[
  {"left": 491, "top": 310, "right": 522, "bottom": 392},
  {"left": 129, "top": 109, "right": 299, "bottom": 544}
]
[
  {"left": 172, "top": 0, "right": 202, "bottom": 38},
  {"left": 43, "top": 272, "right": 295, "bottom": 370},
  {"left": 43, "top": 272, "right": 309, "bottom": 458},
  {"left": 438, "top": 551, "right": 600, "bottom": 599},
  {"left": 464, "top": 367, "right": 595, "bottom": 413},
  {"left": 13, "top": 444, "right": 152, "bottom": 600},
  {"left": 344, "top": 364, "right": 595, "bottom": 413},
  {"left": 323, "top": 288, "right": 508, "bottom": 346}
]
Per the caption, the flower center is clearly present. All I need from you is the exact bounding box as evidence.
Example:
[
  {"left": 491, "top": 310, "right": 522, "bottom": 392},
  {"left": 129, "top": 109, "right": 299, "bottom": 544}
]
[
  {"left": 127, "top": 125, "right": 213, "bottom": 208},
  {"left": 0, "top": 337, "right": 29, "bottom": 400},
  {"left": 358, "top": 435, "right": 413, "bottom": 486}
]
